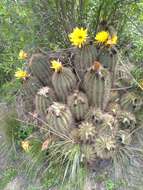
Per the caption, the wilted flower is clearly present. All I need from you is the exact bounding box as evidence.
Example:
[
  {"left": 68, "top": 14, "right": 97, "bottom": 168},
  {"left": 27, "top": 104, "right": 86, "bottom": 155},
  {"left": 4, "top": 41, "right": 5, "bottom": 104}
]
[
  {"left": 92, "top": 61, "right": 102, "bottom": 72},
  {"left": 37, "top": 87, "right": 50, "bottom": 96},
  {"left": 15, "top": 69, "right": 29, "bottom": 79},
  {"left": 41, "top": 138, "right": 51, "bottom": 151},
  {"left": 51, "top": 60, "right": 63, "bottom": 72},
  {"left": 69, "top": 27, "right": 88, "bottom": 48},
  {"left": 21, "top": 140, "right": 30, "bottom": 152},
  {"left": 19, "top": 50, "right": 28, "bottom": 60}
]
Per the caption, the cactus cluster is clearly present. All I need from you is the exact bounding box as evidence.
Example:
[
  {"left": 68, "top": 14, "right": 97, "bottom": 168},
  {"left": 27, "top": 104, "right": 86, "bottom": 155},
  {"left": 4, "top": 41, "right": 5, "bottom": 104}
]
[{"left": 18, "top": 30, "right": 143, "bottom": 189}]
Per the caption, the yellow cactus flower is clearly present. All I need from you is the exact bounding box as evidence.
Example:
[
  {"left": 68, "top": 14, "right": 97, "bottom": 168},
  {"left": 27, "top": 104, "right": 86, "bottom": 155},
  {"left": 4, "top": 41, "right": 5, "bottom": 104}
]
[
  {"left": 19, "top": 50, "right": 28, "bottom": 60},
  {"left": 21, "top": 140, "right": 30, "bottom": 152},
  {"left": 106, "top": 35, "right": 118, "bottom": 46},
  {"left": 95, "top": 31, "right": 109, "bottom": 43},
  {"left": 69, "top": 27, "right": 88, "bottom": 48},
  {"left": 51, "top": 60, "right": 63, "bottom": 72},
  {"left": 15, "top": 69, "right": 29, "bottom": 79}
]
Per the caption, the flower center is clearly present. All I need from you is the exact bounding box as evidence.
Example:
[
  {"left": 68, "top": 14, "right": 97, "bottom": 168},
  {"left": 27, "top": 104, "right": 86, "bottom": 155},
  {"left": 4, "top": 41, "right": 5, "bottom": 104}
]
[{"left": 78, "top": 35, "right": 83, "bottom": 39}]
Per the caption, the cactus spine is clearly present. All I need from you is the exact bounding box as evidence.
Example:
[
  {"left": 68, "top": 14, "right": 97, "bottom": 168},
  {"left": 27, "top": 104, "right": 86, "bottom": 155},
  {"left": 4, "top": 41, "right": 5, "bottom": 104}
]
[
  {"left": 117, "top": 111, "right": 136, "bottom": 130},
  {"left": 86, "top": 108, "right": 104, "bottom": 126},
  {"left": 78, "top": 122, "right": 96, "bottom": 143},
  {"left": 67, "top": 90, "right": 89, "bottom": 121},
  {"left": 94, "top": 135, "right": 116, "bottom": 159}
]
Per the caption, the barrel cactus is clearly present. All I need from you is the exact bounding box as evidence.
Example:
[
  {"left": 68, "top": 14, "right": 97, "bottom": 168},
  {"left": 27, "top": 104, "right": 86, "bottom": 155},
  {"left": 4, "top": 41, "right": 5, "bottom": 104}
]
[
  {"left": 35, "top": 86, "right": 56, "bottom": 118},
  {"left": 17, "top": 26, "right": 143, "bottom": 190},
  {"left": 46, "top": 102, "right": 73, "bottom": 135},
  {"left": 67, "top": 90, "right": 89, "bottom": 121}
]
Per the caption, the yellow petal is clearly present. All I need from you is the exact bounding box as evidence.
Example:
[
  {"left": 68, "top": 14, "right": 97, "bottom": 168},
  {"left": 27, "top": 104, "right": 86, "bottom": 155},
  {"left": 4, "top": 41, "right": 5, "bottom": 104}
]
[
  {"left": 95, "top": 31, "right": 109, "bottom": 43},
  {"left": 15, "top": 69, "right": 29, "bottom": 79},
  {"left": 19, "top": 50, "right": 28, "bottom": 60},
  {"left": 69, "top": 27, "right": 88, "bottom": 48},
  {"left": 51, "top": 60, "right": 63, "bottom": 72}
]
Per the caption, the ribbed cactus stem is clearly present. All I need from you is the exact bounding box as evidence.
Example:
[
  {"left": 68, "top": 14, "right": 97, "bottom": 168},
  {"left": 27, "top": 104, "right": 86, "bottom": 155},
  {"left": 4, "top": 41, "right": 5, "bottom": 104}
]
[
  {"left": 35, "top": 86, "right": 56, "bottom": 117},
  {"left": 99, "top": 48, "right": 118, "bottom": 86},
  {"left": 74, "top": 44, "right": 97, "bottom": 79},
  {"left": 67, "top": 90, "right": 89, "bottom": 121},
  {"left": 84, "top": 63, "right": 111, "bottom": 110},
  {"left": 52, "top": 67, "right": 76, "bottom": 102},
  {"left": 22, "top": 76, "right": 42, "bottom": 96},
  {"left": 29, "top": 53, "right": 52, "bottom": 85},
  {"left": 46, "top": 102, "right": 73, "bottom": 136}
]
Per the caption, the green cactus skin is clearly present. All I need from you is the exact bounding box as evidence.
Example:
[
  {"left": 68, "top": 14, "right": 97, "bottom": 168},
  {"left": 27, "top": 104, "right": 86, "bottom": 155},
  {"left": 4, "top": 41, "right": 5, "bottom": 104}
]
[
  {"left": 84, "top": 67, "right": 111, "bottom": 110},
  {"left": 35, "top": 87, "right": 56, "bottom": 117},
  {"left": 99, "top": 49, "right": 112, "bottom": 69},
  {"left": 20, "top": 77, "right": 42, "bottom": 114},
  {"left": 29, "top": 53, "right": 52, "bottom": 86},
  {"left": 46, "top": 102, "right": 73, "bottom": 136},
  {"left": 78, "top": 122, "right": 96, "bottom": 143},
  {"left": 67, "top": 90, "right": 89, "bottom": 121},
  {"left": 99, "top": 50, "right": 118, "bottom": 86},
  {"left": 74, "top": 44, "right": 97, "bottom": 79},
  {"left": 52, "top": 67, "right": 76, "bottom": 102},
  {"left": 120, "top": 92, "right": 143, "bottom": 112},
  {"left": 117, "top": 111, "right": 136, "bottom": 130},
  {"left": 22, "top": 76, "right": 42, "bottom": 97}
]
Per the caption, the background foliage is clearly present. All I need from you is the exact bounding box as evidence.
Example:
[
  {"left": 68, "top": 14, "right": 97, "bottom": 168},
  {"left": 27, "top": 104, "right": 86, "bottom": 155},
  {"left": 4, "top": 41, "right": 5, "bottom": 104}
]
[
  {"left": 0, "top": 0, "right": 143, "bottom": 189},
  {"left": 0, "top": 0, "right": 143, "bottom": 94}
]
